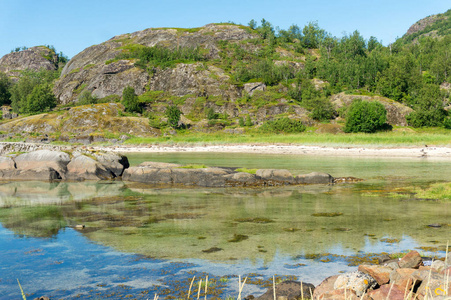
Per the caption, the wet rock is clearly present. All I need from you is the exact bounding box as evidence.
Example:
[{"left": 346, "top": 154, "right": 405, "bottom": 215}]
[
  {"left": 358, "top": 264, "right": 392, "bottom": 285},
  {"left": 398, "top": 250, "right": 423, "bottom": 269},
  {"left": 122, "top": 166, "right": 172, "bottom": 184},
  {"left": 13, "top": 167, "right": 62, "bottom": 181},
  {"left": 296, "top": 172, "right": 334, "bottom": 184},
  {"left": 312, "top": 275, "right": 339, "bottom": 299},
  {"left": 256, "top": 169, "right": 294, "bottom": 184},
  {"left": 254, "top": 280, "right": 314, "bottom": 300},
  {"left": 367, "top": 284, "right": 405, "bottom": 300},
  {"left": 334, "top": 271, "right": 377, "bottom": 297}
]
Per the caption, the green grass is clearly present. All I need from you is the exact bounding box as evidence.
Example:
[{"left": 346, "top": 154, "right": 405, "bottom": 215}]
[{"left": 123, "top": 129, "right": 451, "bottom": 147}]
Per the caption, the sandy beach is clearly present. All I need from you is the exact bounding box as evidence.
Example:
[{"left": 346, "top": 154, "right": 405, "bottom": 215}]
[{"left": 96, "top": 144, "right": 451, "bottom": 159}]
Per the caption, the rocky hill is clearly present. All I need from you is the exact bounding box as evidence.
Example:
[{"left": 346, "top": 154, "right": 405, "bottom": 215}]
[
  {"left": 54, "top": 24, "right": 258, "bottom": 104},
  {"left": 402, "top": 9, "right": 451, "bottom": 43},
  {"left": 0, "top": 46, "right": 59, "bottom": 81}
]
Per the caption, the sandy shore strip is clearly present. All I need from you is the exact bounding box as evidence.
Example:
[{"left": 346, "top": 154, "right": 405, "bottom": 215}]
[{"left": 95, "top": 144, "right": 451, "bottom": 159}]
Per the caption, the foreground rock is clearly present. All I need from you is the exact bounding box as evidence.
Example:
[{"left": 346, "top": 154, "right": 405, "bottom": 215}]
[
  {"left": 123, "top": 162, "right": 335, "bottom": 187},
  {"left": 313, "top": 250, "right": 451, "bottom": 299},
  {"left": 0, "top": 149, "right": 128, "bottom": 181}
]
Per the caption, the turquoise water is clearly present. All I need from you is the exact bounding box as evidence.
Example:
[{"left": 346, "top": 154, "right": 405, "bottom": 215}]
[{"left": 0, "top": 153, "right": 450, "bottom": 299}]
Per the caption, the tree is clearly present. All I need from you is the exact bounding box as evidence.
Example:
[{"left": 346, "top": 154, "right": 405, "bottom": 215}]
[
  {"left": 25, "top": 84, "right": 57, "bottom": 113},
  {"left": 0, "top": 72, "right": 11, "bottom": 106},
  {"left": 344, "top": 100, "right": 388, "bottom": 133},
  {"left": 166, "top": 105, "right": 182, "bottom": 128},
  {"left": 121, "top": 86, "right": 141, "bottom": 113},
  {"left": 406, "top": 84, "right": 447, "bottom": 127}
]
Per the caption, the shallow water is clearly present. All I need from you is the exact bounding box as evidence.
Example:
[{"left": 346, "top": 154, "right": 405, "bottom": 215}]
[{"left": 0, "top": 153, "right": 450, "bottom": 299}]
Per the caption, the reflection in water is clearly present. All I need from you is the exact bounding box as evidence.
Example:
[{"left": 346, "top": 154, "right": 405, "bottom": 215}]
[{"left": 1, "top": 154, "right": 451, "bottom": 298}]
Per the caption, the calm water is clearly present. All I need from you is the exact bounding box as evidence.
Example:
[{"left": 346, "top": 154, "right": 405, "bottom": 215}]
[{"left": 1, "top": 153, "right": 451, "bottom": 299}]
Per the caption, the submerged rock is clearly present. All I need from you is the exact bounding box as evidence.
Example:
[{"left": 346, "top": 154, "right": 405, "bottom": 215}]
[{"left": 254, "top": 280, "right": 315, "bottom": 300}]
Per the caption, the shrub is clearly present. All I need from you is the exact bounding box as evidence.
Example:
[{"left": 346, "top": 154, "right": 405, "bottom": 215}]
[
  {"left": 444, "top": 117, "right": 451, "bottom": 129},
  {"left": 259, "top": 117, "right": 306, "bottom": 133},
  {"left": 407, "top": 110, "right": 447, "bottom": 128},
  {"left": 245, "top": 115, "right": 253, "bottom": 126},
  {"left": 344, "top": 100, "right": 388, "bottom": 133},
  {"left": 238, "top": 117, "right": 245, "bottom": 127},
  {"left": 122, "top": 86, "right": 142, "bottom": 113},
  {"left": 310, "top": 98, "right": 335, "bottom": 121},
  {"left": 166, "top": 105, "right": 182, "bottom": 128},
  {"left": 25, "top": 84, "right": 57, "bottom": 113}
]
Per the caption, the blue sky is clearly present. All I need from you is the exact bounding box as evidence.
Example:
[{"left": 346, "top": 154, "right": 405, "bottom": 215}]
[{"left": 0, "top": 0, "right": 449, "bottom": 59}]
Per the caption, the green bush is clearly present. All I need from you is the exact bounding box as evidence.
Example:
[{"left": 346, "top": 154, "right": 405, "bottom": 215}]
[
  {"left": 443, "top": 117, "right": 451, "bottom": 129},
  {"left": 122, "top": 86, "right": 142, "bottom": 113},
  {"left": 310, "top": 98, "right": 335, "bottom": 121},
  {"left": 166, "top": 105, "right": 182, "bottom": 128},
  {"left": 0, "top": 72, "right": 11, "bottom": 105},
  {"left": 25, "top": 84, "right": 57, "bottom": 113},
  {"left": 407, "top": 110, "right": 447, "bottom": 127},
  {"left": 238, "top": 117, "right": 245, "bottom": 127},
  {"left": 259, "top": 117, "right": 306, "bottom": 133},
  {"left": 344, "top": 100, "right": 388, "bottom": 133}
]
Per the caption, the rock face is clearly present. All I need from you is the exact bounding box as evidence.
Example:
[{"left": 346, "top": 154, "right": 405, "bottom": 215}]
[
  {"left": 331, "top": 92, "right": 413, "bottom": 126},
  {"left": 0, "top": 150, "right": 128, "bottom": 181},
  {"left": 54, "top": 24, "right": 258, "bottom": 104},
  {"left": 0, "top": 46, "right": 57, "bottom": 80}
]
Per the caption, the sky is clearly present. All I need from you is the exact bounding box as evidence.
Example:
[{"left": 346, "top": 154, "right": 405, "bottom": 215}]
[{"left": 0, "top": 0, "right": 449, "bottom": 59}]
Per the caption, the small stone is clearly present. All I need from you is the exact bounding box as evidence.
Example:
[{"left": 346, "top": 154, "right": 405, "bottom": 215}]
[
  {"left": 253, "top": 280, "right": 314, "bottom": 300},
  {"left": 398, "top": 250, "right": 423, "bottom": 269}
]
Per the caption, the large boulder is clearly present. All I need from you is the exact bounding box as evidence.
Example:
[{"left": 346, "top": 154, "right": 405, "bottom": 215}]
[
  {"left": 93, "top": 152, "right": 129, "bottom": 177},
  {"left": 0, "top": 46, "right": 57, "bottom": 80},
  {"left": 14, "top": 150, "right": 70, "bottom": 179},
  {"left": 122, "top": 166, "right": 173, "bottom": 184},
  {"left": 66, "top": 155, "right": 114, "bottom": 180},
  {"left": 333, "top": 271, "right": 377, "bottom": 297}
]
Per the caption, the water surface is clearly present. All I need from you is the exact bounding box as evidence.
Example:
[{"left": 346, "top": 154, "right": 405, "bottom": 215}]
[{"left": 0, "top": 153, "right": 450, "bottom": 299}]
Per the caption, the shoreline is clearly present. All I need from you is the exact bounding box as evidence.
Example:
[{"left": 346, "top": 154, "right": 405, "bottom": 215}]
[{"left": 95, "top": 144, "right": 451, "bottom": 159}]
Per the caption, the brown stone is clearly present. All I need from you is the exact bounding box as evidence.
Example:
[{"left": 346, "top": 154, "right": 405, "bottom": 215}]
[
  {"left": 398, "top": 250, "right": 423, "bottom": 269},
  {"left": 319, "top": 288, "right": 358, "bottom": 300},
  {"left": 391, "top": 268, "right": 418, "bottom": 291},
  {"left": 312, "top": 275, "right": 339, "bottom": 300},
  {"left": 367, "top": 284, "right": 405, "bottom": 300},
  {"left": 358, "top": 264, "right": 392, "bottom": 285}
]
